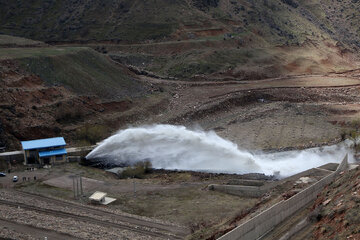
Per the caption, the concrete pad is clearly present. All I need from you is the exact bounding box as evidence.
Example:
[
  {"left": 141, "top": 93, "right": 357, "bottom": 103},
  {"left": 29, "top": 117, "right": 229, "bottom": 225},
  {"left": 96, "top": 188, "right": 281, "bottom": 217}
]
[{"left": 103, "top": 197, "right": 116, "bottom": 205}]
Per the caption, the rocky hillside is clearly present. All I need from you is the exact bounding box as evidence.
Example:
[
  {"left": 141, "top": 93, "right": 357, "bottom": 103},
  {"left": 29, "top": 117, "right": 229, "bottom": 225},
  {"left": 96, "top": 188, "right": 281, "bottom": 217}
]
[
  {"left": 1, "top": 0, "right": 359, "bottom": 80},
  {"left": 1, "top": 1, "right": 360, "bottom": 150},
  {"left": 0, "top": 0, "right": 359, "bottom": 48},
  {"left": 0, "top": 44, "right": 162, "bottom": 150},
  {"left": 307, "top": 166, "right": 360, "bottom": 239}
]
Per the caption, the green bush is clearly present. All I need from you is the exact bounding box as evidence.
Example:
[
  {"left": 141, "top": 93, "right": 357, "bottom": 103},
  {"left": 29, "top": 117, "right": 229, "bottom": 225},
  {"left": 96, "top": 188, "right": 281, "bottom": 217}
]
[
  {"left": 345, "top": 207, "right": 360, "bottom": 224},
  {"left": 76, "top": 124, "right": 108, "bottom": 145},
  {"left": 55, "top": 105, "right": 84, "bottom": 123},
  {"left": 120, "top": 161, "right": 153, "bottom": 179},
  {"left": 340, "top": 127, "right": 360, "bottom": 152}
]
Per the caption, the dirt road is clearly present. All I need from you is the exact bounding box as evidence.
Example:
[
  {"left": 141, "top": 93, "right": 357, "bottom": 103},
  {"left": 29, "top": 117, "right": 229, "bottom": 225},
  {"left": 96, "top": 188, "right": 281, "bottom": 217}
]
[
  {"left": 0, "top": 218, "right": 79, "bottom": 240},
  {"left": 13, "top": 190, "right": 188, "bottom": 237},
  {"left": 0, "top": 189, "right": 188, "bottom": 239}
]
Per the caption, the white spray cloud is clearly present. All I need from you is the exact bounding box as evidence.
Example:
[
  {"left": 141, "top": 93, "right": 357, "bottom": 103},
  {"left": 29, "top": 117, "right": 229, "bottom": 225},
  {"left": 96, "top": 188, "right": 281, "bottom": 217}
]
[{"left": 86, "top": 124, "right": 353, "bottom": 177}]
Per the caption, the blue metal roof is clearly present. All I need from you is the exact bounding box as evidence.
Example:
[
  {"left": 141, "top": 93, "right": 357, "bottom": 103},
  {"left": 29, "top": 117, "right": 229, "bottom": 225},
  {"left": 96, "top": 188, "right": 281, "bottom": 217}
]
[
  {"left": 21, "top": 137, "right": 66, "bottom": 150},
  {"left": 39, "top": 148, "right": 67, "bottom": 158}
]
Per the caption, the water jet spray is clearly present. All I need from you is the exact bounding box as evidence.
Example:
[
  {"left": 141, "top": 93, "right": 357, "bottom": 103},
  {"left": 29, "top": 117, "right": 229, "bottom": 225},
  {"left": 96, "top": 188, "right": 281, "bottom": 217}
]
[{"left": 86, "top": 124, "right": 353, "bottom": 177}]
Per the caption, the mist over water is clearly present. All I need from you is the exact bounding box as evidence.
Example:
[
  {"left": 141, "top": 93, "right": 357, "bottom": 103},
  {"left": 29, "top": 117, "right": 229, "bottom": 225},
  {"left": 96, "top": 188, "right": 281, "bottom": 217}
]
[{"left": 86, "top": 124, "right": 353, "bottom": 177}]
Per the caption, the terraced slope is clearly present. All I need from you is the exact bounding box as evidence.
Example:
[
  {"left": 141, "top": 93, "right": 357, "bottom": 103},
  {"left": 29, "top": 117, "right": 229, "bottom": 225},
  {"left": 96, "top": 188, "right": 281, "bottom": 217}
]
[
  {"left": 0, "top": 0, "right": 359, "bottom": 48},
  {"left": 0, "top": 47, "right": 147, "bottom": 100},
  {"left": 1, "top": 0, "right": 359, "bottom": 79},
  {"left": 0, "top": 34, "right": 45, "bottom": 47},
  {"left": 0, "top": 46, "right": 156, "bottom": 149}
]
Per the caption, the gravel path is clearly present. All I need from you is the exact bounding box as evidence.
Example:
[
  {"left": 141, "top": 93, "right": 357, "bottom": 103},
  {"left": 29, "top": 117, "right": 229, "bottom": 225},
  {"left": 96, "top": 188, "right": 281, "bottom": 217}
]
[
  {"left": 0, "top": 190, "right": 187, "bottom": 239},
  {"left": 0, "top": 218, "right": 77, "bottom": 240}
]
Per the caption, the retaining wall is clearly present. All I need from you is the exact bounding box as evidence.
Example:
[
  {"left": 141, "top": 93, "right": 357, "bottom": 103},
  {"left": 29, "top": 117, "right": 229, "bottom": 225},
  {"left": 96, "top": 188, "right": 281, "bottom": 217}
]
[
  {"left": 218, "top": 155, "right": 348, "bottom": 240},
  {"left": 210, "top": 168, "right": 322, "bottom": 198}
]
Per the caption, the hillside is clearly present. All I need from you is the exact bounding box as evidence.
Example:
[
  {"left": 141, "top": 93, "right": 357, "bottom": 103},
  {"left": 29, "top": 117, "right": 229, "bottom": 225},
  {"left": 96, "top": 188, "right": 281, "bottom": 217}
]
[
  {"left": 289, "top": 166, "right": 360, "bottom": 239},
  {"left": 0, "top": 47, "right": 148, "bottom": 100},
  {"left": 0, "top": 45, "right": 159, "bottom": 149},
  {"left": 0, "top": 0, "right": 359, "bottom": 48},
  {"left": 0, "top": 34, "right": 46, "bottom": 47},
  {"left": 1, "top": 0, "right": 359, "bottom": 80},
  {"left": 108, "top": 38, "right": 358, "bottom": 80},
  {"left": 1, "top": 1, "right": 360, "bottom": 151},
  {"left": 312, "top": 167, "right": 360, "bottom": 239},
  {"left": 1, "top": 3, "right": 360, "bottom": 239}
]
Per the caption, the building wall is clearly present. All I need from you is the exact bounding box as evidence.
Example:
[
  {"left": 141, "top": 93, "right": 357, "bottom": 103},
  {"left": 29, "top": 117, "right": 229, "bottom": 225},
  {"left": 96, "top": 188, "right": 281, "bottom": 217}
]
[
  {"left": 218, "top": 155, "right": 348, "bottom": 240},
  {"left": 50, "top": 154, "right": 67, "bottom": 164},
  {"left": 24, "top": 149, "right": 41, "bottom": 165}
]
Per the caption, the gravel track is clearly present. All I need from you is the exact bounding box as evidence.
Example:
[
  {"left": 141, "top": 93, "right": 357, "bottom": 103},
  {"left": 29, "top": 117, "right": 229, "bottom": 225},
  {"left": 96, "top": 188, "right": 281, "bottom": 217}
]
[
  {"left": 12, "top": 190, "right": 188, "bottom": 238},
  {"left": 0, "top": 218, "right": 78, "bottom": 240},
  {"left": 0, "top": 198, "right": 182, "bottom": 239},
  {"left": 16, "top": 191, "right": 189, "bottom": 237}
]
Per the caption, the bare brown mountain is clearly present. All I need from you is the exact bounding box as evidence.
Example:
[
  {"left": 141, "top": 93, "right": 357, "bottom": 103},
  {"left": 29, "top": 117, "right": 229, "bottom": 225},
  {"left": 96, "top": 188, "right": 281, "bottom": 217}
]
[{"left": 0, "top": 0, "right": 359, "bottom": 49}]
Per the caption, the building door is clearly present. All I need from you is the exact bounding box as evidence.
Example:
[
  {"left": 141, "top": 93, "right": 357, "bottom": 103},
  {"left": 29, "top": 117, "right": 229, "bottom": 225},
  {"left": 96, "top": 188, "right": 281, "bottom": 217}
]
[
  {"left": 43, "top": 158, "right": 50, "bottom": 165},
  {"left": 27, "top": 156, "right": 36, "bottom": 164}
]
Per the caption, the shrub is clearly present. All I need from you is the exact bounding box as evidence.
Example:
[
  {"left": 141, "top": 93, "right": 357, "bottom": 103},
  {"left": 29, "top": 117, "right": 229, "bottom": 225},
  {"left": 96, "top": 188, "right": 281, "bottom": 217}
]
[
  {"left": 76, "top": 124, "right": 108, "bottom": 145},
  {"left": 120, "top": 161, "right": 153, "bottom": 179},
  {"left": 55, "top": 105, "right": 84, "bottom": 123},
  {"left": 308, "top": 207, "right": 323, "bottom": 222},
  {"left": 345, "top": 207, "right": 360, "bottom": 224},
  {"left": 281, "top": 0, "right": 299, "bottom": 8},
  {"left": 340, "top": 127, "right": 360, "bottom": 152}
]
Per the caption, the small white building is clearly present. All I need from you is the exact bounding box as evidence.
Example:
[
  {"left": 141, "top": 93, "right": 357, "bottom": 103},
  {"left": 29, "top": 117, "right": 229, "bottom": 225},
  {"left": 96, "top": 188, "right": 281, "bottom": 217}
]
[{"left": 89, "top": 191, "right": 116, "bottom": 205}]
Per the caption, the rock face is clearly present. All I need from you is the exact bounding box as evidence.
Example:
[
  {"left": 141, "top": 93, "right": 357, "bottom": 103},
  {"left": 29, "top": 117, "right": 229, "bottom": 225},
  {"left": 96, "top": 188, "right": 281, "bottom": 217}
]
[
  {"left": 0, "top": 0, "right": 359, "bottom": 50},
  {"left": 192, "top": 0, "right": 219, "bottom": 10},
  {"left": 0, "top": 49, "right": 153, "bottom": 150},
  {"left": 0, "top": 122, "right": 5, "bottom": 148},
  {"left": 310, "top": 168, "right": 360, "bottom": 239},
  {"left": 281, "top": 0, "right": 298, "bottom": 8}
]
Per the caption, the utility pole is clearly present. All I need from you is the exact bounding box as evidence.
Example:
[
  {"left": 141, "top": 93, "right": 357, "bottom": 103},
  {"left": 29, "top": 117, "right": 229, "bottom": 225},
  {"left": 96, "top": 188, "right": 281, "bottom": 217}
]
[
  {"left": 72, "top": 175, "right": 83, "bottom": 199},
  {"left": 72, "top": 176, "right": 77, "bottom": 199},
  {"left": 77, "top": 175, "right": 80, "bottom": 198},
  {"left": 133, "top": 178, "right": 136, "bottom": 198},
  {"left": 80, "top": 175, "right": 83, "bottom": 196}
]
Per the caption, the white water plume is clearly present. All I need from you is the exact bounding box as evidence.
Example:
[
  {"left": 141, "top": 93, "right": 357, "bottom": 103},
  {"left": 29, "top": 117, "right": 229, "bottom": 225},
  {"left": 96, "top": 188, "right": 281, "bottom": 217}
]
[{"left": 86, "top": 124, "right": 353, "bottom": 177}]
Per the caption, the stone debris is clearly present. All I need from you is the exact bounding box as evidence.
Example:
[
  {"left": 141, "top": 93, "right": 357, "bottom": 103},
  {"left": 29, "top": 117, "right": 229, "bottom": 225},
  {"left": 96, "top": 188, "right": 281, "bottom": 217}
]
[
  {"left": 322, "top": 199, "right": 331, "bottom": 206},
  {"left": 296, "top": 177, "right": 316, "bottom": 184}
]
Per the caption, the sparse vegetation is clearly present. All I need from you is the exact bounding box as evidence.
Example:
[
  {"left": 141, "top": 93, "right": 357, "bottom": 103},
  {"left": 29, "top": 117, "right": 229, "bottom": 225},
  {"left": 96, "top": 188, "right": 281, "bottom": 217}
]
[
  {"left": 76, "top": 124, "right": 108, "bottom": 145},
  {"left": 310, "top": 167, "right": 360, "bottom": 239},
  {"left": 18, "top": 181, "right": 74, "bottom": 200},
  {"left": 14, "top": 48, "right": 147, "bottom": 100},
  {"left": 0, "top": 34, "right": 44, "bottom": 47},
  {"left": 55, "top": 105, "right": 85, "bottom": 123},
  {"left": 345, "top": 207, "right": 360, "bottom": 224},
  {"left": 120, "top": 161, "right": 153, "bottom": 179},
  {"left": 341, "top": 119, "right": 360, "bottom": 152}
]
